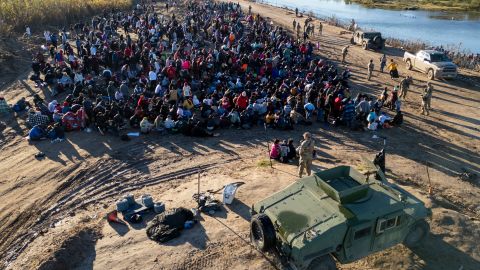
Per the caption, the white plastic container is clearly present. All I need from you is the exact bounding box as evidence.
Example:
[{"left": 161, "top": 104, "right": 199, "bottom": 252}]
[{"left": 223, "top": 183, "right": 240, "bottom": 205}]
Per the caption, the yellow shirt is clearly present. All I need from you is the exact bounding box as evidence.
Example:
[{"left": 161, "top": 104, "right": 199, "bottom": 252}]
[{"left": 387, "top": 62, "right": 398, "bottom": 71}]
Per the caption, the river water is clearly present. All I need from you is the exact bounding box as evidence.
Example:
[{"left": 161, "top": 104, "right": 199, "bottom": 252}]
[{"left": 260, "top": 0, "right": 480, "bottom": 53}]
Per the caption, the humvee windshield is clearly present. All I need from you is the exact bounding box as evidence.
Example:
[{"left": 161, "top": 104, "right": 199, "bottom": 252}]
[
  {"left": 430, "top": 53, "right": 450, "bottom": 62},
  {"left": 363, "top": 32, "right": 381, "bottom": 39}
]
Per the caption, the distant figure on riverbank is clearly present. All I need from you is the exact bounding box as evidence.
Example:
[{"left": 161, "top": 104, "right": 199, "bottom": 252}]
[
  {"left": 319, "top": 22, "right": 323, "bottom": 36},
  {"left": 367, "top": 59, "right": 375, "bottom": 81},
  {"left": 379, "top": 54, "right": 387, "bottom": 73},
  {"left": 341, "top": 46, "right": 349, "bottom": 64},
  {"left": 293, "top": 19, "right": 296, "bottom": 30},
  {"left": 295, "top": 7, "right": 298, "bottom": 17}
]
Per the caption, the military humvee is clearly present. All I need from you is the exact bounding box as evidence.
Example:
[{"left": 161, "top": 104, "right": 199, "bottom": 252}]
[
  {"left": 350, "top": 30, "right": 385, "bottom": 50},
  {"left": 250, "top": 160, "right": 431, "bottom": 270}
]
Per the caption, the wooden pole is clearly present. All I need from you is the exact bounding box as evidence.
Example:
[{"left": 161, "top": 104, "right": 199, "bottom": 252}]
[{"left": 426, "top": 162, "right": 433, "bottom": 196}]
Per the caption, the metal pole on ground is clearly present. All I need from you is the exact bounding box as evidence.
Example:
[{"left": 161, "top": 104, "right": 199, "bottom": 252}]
[{"left": 264, "top": 123, "right": 273, "bottom": 168}]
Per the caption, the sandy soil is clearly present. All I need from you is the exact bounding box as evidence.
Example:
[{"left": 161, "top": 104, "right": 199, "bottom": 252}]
[{"left": 0, "top": 1, "right": 479, "bottom": 270}]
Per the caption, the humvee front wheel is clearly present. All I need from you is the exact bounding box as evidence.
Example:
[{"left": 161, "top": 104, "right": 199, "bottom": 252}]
[
  {"left": 404, "top": 220, "right": 430, "bottom": 248},
  {"left": 427, "top": 69, "right": 435, "bottom": 80},
  {"left": 350, "top": 38, "right": 355, "bottom": 44},
  {"left": 307, "top": 255, "right": 337, "bottom": 270},
  {"left": 250, "top": 214, "right": 275, "bottom": 251},
  {"left": 362, "top": 42, "right": 368, "bottom": 50}
]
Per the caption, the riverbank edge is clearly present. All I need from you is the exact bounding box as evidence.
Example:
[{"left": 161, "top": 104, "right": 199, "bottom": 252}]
[
  {"left": 350, "top": 0, "right": 480, "bottom": 12},
  {"left": 251, "top": 0, "right": 479, "bottom": 72}
]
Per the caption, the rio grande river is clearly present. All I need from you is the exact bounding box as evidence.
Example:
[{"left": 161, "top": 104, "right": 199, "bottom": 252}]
[{"left": 260, "top": 0, "right": 480, "bottom": 53}]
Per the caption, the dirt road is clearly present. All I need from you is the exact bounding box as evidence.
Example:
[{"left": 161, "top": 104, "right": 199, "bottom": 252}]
[{"left": 0, "top": 1, "right": 479, "bottom": 269}]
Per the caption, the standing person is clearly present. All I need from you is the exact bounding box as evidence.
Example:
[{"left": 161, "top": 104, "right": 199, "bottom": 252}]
[
  {"left": 293, "top": 19, "right": 296, "bottom": 30},
  {"left": 387, "top": 59, "right": 398, "bottom": 79},
  {"left": 318, "top": 22, "right": 323, "bottom": 36},
  {"left": 166, "top": 2, "right": 169, "bottom": 12},
  {"left": 298, "top": 132, "right": 315, "bottom": 178},
  {"left": 25, "top": 25, "right": 31, "bottom": 37},
  {"left": 424, "top": 82, "right": 434, "bottom": 110},
  {"left": 295, "top": 7, "right": 299, "bottom": 17},
  {"left": 248, "top": 5, "right": 252, "bottom": 15},
  {"left": 379, "top": 54, "right": 386, "bottom": 73},
  {"left": 399, "top": 76, "right": 412, "bottom": 100},
  {"left": 420, "top": 92, "right": 429, "bottom": 116},
  {"left": 367, "top": 59, "right": 375, "bottom": 81},
  {"left": 341, "top": 45, "right": 349, "bottom": 64}
]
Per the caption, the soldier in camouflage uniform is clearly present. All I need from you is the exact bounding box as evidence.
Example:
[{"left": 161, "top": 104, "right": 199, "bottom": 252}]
[{"left": 298, "top": 132, "right": 315, "bottom": 178}]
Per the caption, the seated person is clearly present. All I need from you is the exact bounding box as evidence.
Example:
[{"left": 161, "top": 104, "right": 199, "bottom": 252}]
[
  {"left": 140, "top": 117, "right": 153, "bottom": 134},
  {"left": 29, "top": 125, "right": 46, "bottom": 141},
  {"left": 269, "top": 139, "right": 281, "bottom": 160}
]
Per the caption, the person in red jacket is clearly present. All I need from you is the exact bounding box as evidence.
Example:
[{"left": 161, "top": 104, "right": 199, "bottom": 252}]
[{"left": 235, "top": 91, "right": 249, "bottom": 110}]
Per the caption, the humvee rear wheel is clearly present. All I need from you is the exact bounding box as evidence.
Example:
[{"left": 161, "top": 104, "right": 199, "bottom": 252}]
[
  {"left": 307, "top": 255, "right": 337, "bottom": 270},
  {"left": 350, "top": 38, "right": 355, "bottom": 44},
  {"left": 404, "top": 220, "right": 430, "bottom": 248},
  {"left": 427, "top": 69, "right": 435, "bottom": 80},
  {"left": 250, "top": 214, "right": 275, "bottom": 251},
  {"left": 406, "top": 59, "right": 412, "bottom": 70}
]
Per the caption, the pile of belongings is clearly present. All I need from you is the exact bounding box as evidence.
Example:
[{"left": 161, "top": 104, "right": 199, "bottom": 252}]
[{"left": 146, "top": 207, "right": 193, "bottom": 243}]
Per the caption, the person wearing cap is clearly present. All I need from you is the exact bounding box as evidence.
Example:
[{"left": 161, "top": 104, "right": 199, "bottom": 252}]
[
  {"left": 298, "top": 132, "right": 315, "bottom": 178},
  {"left": 0, "top": 97, "right": 9, "bottom": 114}
]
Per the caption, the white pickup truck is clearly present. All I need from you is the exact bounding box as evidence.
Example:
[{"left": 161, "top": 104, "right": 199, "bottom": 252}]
[{"left": 403, "top": 50, "right": 457, "bottom": 80}]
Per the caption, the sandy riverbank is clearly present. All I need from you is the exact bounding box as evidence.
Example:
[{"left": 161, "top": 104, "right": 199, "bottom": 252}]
[{"left": 0, "top": 0, "right": 479, "bottom": 269}]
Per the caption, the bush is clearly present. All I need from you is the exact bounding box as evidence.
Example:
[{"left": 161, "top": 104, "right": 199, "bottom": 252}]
[{"left": 0, "top": 0, "right": 133, "bottom": 32}]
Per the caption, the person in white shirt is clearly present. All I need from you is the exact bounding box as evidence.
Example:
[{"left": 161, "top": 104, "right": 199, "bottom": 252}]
[
  {"left": 115, "top": 90, "right": 124, "bottom": 101},
  {"left": 182, "top": 82, "right": 191, "bottom": 98},
  {"left": 148, "top": 70, "right": 157, "bottom": 82},
  {"left": 154, "top": 83, "right": 164, "bottom": 97},
  {"left": 164, "top": 115, "right": 175, "bottom": 130},
  {"left": 74, "top": 71, "right": 84, "bottom": 84},
  {"left": 25, "top": 26, "right": 31, "bottom": 37},
  {"left": 90, "top": 45, "right": 97, "bottom": 56}
]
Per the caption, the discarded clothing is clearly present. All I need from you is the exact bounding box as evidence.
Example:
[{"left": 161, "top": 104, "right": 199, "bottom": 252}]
[{"left": 146, "top": 208, "right": 193, "bottom": 243}]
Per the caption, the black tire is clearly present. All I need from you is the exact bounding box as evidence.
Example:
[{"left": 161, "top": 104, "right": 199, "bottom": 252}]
[
  {"left": 404, "top": 220, "right": 430, "bottom": 248},
  {"left": 427, "top": 69, "right": 435, "bottom": 80},
  {"left": 373, "top": 36, "right": 381, "bottom": 44},
  {"left": 350, "top": 37, "right": 355, "bottom": 45},
  {"left": 250, "top": 213, "right": 276, "bottom": 252},
  {"left": 406, "top": 59, "right": 412, "bottom": 70},
  {"left": 307, "top": 255, "right": 337, "bottom": 270}
]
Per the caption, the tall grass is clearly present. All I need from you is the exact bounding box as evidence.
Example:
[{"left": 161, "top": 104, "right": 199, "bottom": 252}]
[{"left": 0, "top": 0, "right": 134, "bottom": 33}]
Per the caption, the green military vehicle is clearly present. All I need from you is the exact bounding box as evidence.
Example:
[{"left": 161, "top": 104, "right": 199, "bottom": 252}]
[
  {"left": 350, "top": 30, "right": 385, "bottom": 50},
  {"left": 250, "top": 160, "right": 431, "bottom": 270}
]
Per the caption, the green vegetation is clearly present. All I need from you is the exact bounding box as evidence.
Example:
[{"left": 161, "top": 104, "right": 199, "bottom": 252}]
[
  {"left": 350, "top": 0, "right": 480, "bottom": 11},
  {"left": 0, "top": 0, "right": 133, "bottom": 32}
]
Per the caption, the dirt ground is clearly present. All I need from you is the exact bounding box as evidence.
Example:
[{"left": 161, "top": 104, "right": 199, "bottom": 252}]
[{"left": 0, "top": 1, "right": 479, "bottom": 269}]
